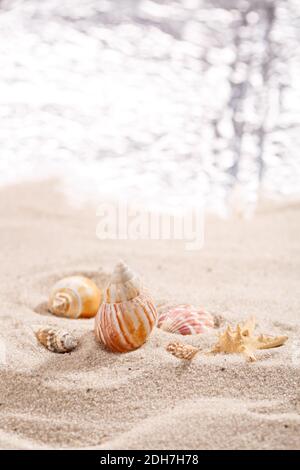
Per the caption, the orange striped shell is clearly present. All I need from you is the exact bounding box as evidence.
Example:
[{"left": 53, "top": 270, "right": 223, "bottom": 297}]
[{"left": 94, "top": 262, "right": 158, "bottom": 352}]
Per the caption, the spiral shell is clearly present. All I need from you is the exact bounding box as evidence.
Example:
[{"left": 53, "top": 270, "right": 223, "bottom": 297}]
[
  {"left": 167, "top": 341, "right": 200, "bottom": 360},
  {"left": 158, "top": 304, "right": 214, "bottom": 335},
  {"left": 95, "top": 262, "right": 158, "bottom": 353},
  {"left": 49, "top": 276, "right": 102, "bottom": 319},
  {"left": 36, "top": 327, "right": 78, "bottom": 353}
]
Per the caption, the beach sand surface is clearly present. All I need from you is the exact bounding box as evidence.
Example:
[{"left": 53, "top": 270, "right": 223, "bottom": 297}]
[{"left": 0, "top": 181, "right": 299, "bottom": 449}]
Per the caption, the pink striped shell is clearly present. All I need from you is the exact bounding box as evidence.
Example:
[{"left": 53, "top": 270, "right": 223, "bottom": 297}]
[
  {"left": 95, "top": 262, "right": 158, "bottom": 352},
  {"left": 157, "top": 304, "right": 214, "bottom": 335}
]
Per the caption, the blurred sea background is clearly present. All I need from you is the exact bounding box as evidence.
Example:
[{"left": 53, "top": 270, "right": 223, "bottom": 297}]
[{"left": 0, "top": 0, "right": 299, "bottom": 215}]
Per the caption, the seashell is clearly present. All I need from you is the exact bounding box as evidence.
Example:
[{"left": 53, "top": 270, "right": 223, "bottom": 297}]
[
  {"left": 35, "top": 327, "right": 78, "bottom": 353},
  {"left": 166, "top": 341, "right": 200, "bottom": 360},
  {"left": 94, "top": 261, "right": 158, "bottom": 353},
  {"left": 157, "top": 304, "right": 214, "bottom": 335},
  {"left": 49, "top": 276, "right": 102, "bottom": 319}
]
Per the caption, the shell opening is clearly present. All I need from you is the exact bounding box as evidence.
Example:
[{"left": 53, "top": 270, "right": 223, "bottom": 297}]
[
  {"left": 63, "top": 333, "right": 78, "bottom": 350},
  {"left": 51, "top": 293, "right": 71, "bottom": 314}
]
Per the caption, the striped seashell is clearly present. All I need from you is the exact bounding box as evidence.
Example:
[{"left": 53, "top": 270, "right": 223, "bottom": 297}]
[
  {"left": 36, "top": 327, "right": 78, "bottom": 353},
  {"left": 166, "top": 341, "right": 200, "bottom": 360},
  {"left": 158, "top": 304, "right": 214, "bottom": 335},
  {"left": 94, "top": 262, "right": 158, "bottom": 353},
  {"left": 49, "top": 276, "right": 102, "bottom": 319}
]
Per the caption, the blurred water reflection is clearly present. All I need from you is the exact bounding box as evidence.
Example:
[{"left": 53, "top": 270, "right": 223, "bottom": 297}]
[{"left": 0, "top": 0, "right": 299, "bottom": 214}]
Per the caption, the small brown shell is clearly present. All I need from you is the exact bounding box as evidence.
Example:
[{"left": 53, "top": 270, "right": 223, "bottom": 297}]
[
  {"left": 166, "top": 341, "right": 200, "bottom": 360},
  {"left": 36, "top": 327, "right": 78, "bottom": 353}
]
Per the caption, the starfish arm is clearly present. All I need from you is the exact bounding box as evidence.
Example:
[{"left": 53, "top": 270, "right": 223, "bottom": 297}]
[
  {"left": 210, "top": 345, "right": 221, "bottom": 354},
  {"left": 256, "top": 335, "right": 288, "bottom": 350},
  {"left": 242, "top": 347, "right": 257, "bottom": 362}
]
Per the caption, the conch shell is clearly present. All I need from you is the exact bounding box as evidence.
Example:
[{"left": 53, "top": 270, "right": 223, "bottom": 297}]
[
  {"left": 158, "top": 304, "right": 214, "bottom": 335},
  {"left": 211, "top": 317, "right": 288, "bottom": 362},
  {"left": 36, "top": 327, "right": 78, "bottom": 353},
  {"left": 49, "top": 276, "right": 102, "bottom": 319},
  {"left": 167, "top": 341, "right": 200, "bottom": 360},
  {"left": 94, "top": 262, "right": 158, "bottom": 352}
]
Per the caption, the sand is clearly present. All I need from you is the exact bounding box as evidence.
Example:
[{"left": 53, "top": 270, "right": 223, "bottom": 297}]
[{"left": 0, "top": 180, "right": 299, "bottom": 450}]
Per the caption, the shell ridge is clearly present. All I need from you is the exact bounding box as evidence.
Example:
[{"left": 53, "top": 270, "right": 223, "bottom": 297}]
[
  {"left": 133, "top": 301, "right": 151, "bottom": 339},
  {"left": 141, "top": 300, "right": 155, "bottom": 330},
  {"left": 67, "top": 287, "right": 82, "bottom": 319},
  {"left": 102, "top": 305, "right": 121, "bottom": 352},
  {"left": 119, "top": 301, "right": 140, "bottom": 349},
  {"left": 134, "top": 296, "right": 151, "bottom": 333},
  {"left": 117, "top": 302, "right": 137, "bottom": 350}
]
